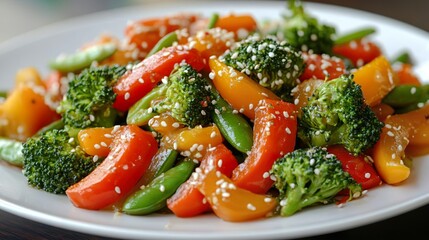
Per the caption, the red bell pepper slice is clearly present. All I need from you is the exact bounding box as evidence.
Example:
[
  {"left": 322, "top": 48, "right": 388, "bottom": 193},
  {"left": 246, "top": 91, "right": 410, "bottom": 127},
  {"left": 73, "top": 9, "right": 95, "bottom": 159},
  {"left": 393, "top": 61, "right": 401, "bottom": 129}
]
[
  {"left": 333, "top": 38, "right": 382, "bottom": 67},
  {"left": 66, "top": 125, "right": 158, "bottom": 210},
  {"left": 299, "top": 52, "right": 346, "bottom": 81},
  {"left": 167, "top": 143, "right": 238, "bottom": 218},
  {"left": 231, "top": 99, "right": 297, "bottom": 194},
  {"left": 327, "top": 145, "right": 382, "bottom": 190},
  {"left": 112, "top": 46, "right": 205, "bottom": 112}
]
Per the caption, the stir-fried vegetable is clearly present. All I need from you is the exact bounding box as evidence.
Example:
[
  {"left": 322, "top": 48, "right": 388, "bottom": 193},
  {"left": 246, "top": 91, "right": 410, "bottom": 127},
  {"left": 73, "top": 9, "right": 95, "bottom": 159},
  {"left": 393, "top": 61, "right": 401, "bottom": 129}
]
[{"left": 1, "top": 0, "right": 428, "bottom": 223}]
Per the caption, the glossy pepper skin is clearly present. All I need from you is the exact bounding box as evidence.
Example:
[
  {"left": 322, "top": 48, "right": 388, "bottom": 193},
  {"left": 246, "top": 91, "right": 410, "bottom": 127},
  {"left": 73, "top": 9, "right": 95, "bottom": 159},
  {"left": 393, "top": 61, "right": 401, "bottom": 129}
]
[
  {"left": 232, "top": 98, "right": 298, "bottom": 194},
  {"left": 66, "top": 125, "right": 158, "bottom": 210}
]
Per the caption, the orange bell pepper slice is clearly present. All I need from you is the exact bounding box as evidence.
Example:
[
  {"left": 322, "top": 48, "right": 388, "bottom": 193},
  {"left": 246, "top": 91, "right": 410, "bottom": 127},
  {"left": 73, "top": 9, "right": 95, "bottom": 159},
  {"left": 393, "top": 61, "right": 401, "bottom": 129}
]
[
  {"left": 372, "top": 104, "right": 429, "bottom": 184},
  {"left": 353, "top": 55, "right": 399, "bottom": 106},
  {"left": 167, "top": 143, "right": 238, "bottom": 218},
  {"left": 196, "top": 168, "right": 277, "bottom": 222},
  {"left": 209, "top": 58, "right": 279, "bottom": 119}
]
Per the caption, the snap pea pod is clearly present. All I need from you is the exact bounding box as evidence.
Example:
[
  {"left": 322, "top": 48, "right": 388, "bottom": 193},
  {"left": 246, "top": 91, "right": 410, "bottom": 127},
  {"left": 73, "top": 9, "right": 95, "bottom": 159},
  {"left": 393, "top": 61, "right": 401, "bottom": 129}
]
[
  {"left": 126, "top": 85, "right": 166, "bottom": 125},
  {"left": 49, "top": 43, "right": 116, "bottom": 73},
  {"left": 395, "top": 85, "right": 429, "bottom": 113},
  {"left": 0, "top": 138, "right": 24, "bottom": 167},
  {"left": 391, "top": 51, "right": 412, "bottom": 65},
  {"left": 382, "top": 85, "right": 425, "bottom": 108},
  {"left": 34, "top": 119, "right": 64, "bottom": 137},
  {"left": 212, "top": 90, "right": 253, "bottom": 154},
  {"left": 146, "top": 31, "right": 178, "bottom": 58},
  {"left": 140, "top": 148, "right": 178, "bottom": 186},
  {"left": 122, "top": 160, "right": 196, "bottom": 215},
  {"left": 334, "top": 27, "right": 376, "bottom": 45},
  {"left": 207, "top": 13, "right": 220, "bottom": 29}
]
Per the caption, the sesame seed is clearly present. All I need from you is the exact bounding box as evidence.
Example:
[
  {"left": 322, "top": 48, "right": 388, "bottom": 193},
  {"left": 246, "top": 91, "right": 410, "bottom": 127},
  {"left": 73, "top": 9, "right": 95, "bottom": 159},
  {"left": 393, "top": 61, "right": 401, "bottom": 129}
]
[
  {"left": 262, "top": 172, "right": 270, "bottom": 179},
  {"left": 115, "top": 186, "right": 121, "bottom": 194},
  {"left": 247, "top": 203, "right": 256, "bottom": 211},
  {"left": 159, "top": 184, "right": 165, "bottom": 192},
  {"left": 93, "top": 155, "right": 99, "bottom": 162},
  {"left": 217, "top": 160, "right": 223, "bottom": 168},
  {"left": 314, "top": 168, "right": 320, "bottom": 175},
  {"left": 89, "top": 115, "right": 95, "bottom": 122},
  {"left": 285, "top": 127, "right": 291, "bottom": 134},
  {"left": 172, "top": 122, "right": 180, "bottom": 128},
  {"left": 210, "top": 131, "right": 217, "bottom": 138},
  {"left": 353, "top": 192, "right": 361, "bottom": 198},
  {"left": 264, "top": 197, "right": 272, "bottom": 203},
  {"left": 364, "top": 172, "right": 371, "bottom": 179},
  {"left": 124, "top": 92, "right": 130, "bottom": 100},
  {"left": 387, "top": 131, "right": 394, "bottom": 137},
  {"left": 94, "top": 144, "right": 101, "bottom": 149}
]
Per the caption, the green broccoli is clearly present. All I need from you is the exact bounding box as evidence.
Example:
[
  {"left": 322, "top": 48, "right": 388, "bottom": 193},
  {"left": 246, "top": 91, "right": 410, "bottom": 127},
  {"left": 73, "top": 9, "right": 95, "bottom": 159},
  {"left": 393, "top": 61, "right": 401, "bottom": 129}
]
[
  {"left": 56, "top": 65, "right": 126, "bottom": 135},
  {"left": 270, "top": 147, "right": 362, "bottom": 216},
  {"left": 22, "top": 129, "right": 99, "bottom": 194},
  {"left": 126, "top": 64, "right": 213, "bottom": 128},
  {"left": 222, "top": 34, "right": 304, "bottom": 100},
  {"left": 279, "top": 0, "right": 336, "bottom": 54},
  {"left": 297, "top": 74, "right": 383, "bottom": 155}
]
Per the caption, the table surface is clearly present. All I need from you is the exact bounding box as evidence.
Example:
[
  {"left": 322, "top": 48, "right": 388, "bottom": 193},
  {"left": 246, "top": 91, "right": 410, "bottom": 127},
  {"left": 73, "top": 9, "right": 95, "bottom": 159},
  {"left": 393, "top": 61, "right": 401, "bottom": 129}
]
[{"left": 1, "top": 0, "right": 428, "bottom": 239}]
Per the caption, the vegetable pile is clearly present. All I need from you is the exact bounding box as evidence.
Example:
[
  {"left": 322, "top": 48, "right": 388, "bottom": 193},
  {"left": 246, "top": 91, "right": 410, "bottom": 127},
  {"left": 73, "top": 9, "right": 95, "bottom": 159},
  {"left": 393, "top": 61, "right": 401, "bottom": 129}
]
[{"left": 1, "top": 0, "right": 428, "bottom": 222}]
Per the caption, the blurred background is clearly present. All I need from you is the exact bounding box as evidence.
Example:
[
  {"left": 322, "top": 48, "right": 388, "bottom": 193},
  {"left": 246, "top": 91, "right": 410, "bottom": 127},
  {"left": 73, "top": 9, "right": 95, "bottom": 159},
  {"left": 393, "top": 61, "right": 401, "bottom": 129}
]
[{"left": 0, "top": 0, "right": 428, "bottom": 43}]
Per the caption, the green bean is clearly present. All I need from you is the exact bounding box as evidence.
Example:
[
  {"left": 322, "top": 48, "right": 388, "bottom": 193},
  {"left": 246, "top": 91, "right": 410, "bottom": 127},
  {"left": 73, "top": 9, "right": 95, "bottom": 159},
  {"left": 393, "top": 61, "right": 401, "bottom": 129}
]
[
  {"left": 122, "top": 160, "right": 195, "bottom": 215},
  {"left": 334, "top": 27, "right": 376, "bottom": 45},
  {"left": 49, "top": 43, "right": 116, "bottom": 73},
  {"left": 146, "top": 32, "right": 178, "bottom": 58},
  {"left": 210, "top": 84, "right": 253, "bottom": 153},
  {"left": 34, "top": 119, "right": 64, "bottom": 137},
  {"left": 140, "top": 148, "right": 178, "bottom": 185},
  {"left": 126, "top": 85, "right": 166, "bottom": 125},
  {"left": 207, "top": 13, "right": 220, "bottom": 29},
  {"left": 382, "top": 85, "right": 425, "bottom": 108},
  {"left": 0, "top": 138, "right": 24, "bottom": 167}
]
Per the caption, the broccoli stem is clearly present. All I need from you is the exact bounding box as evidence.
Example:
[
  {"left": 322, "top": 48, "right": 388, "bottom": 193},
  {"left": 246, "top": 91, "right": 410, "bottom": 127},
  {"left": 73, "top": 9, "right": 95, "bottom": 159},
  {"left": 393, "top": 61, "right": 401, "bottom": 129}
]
[{"left": 126, "top": 85, "right": 167, "bottom": 126}]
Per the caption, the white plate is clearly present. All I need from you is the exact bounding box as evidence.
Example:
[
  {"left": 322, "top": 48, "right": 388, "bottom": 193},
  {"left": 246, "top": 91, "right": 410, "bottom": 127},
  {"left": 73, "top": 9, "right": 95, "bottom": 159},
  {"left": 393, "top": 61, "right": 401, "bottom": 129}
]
[{"left": 1, "top": 1, "right": 429, "bottom": 239}]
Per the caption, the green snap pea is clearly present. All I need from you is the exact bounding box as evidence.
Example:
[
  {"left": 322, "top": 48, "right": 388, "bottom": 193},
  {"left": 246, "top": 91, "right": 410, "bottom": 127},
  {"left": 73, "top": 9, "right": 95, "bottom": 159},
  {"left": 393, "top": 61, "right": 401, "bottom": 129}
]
[
  {"left": 49, "top": 43, "right": 116, "bottom": 73},
  {"left": 140, "top": 148, "right": 178, "bottom": 186},
  {"left": 34, "top": 119, "right": 64, "bottom": 137},
  {"left": 207, "top": 13, "right": 220, "bottom": 29},
  {"left": 334, "top": 27, "right": 376, "bottom": 45},
  {"left": 122, "top": 160, "right": 195, "bottom": 215},
  {"left": 146, "top": 32, "right": 178, "bottom": 58},
  {"left": 126, "top": 85, "right": 166, "bottom": 125},
  {"left": 391, "top": 51, "right": 412, "bottom": 65},
  {"left": 382, "top": 85, "right": 425, "bottom": 108},
  {"left": 395, "top": 85, "right": 429, "bottom": 113},
  {"left": 0, "top": 138, "right": 24, "bottom": 167},
  {"left": 212, "top": 90, "right": 253, "bottom": 154}
]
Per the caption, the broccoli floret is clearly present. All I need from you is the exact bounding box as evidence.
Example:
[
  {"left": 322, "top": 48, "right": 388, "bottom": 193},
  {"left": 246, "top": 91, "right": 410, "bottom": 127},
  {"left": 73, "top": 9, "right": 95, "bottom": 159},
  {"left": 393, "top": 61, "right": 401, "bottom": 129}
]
[
  {"left": 222, "top": 34, "right": 304, "bottom": 100},
  {"left": 22, "top": 129, "right": 98, "bottom": 194},
  {"left": 298, "top": 74, "right": 383, "bottom": 155},
  {"left": 128, "top": 64, "right": 213, "bottom": 128},
  {"left": 279, "top": 0, "right": 336, "bottom": 54},
  {"left": 270, "top": 147, "right": 362, "bottom": 216},
  {"left": 57, "top": 65, "right": 126, "bottom": 133}
]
